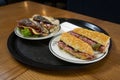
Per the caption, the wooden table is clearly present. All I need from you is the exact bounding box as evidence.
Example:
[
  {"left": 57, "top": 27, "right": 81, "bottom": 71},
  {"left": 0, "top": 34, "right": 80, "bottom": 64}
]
[{"left": 0, "top": 1, "right": 120, "bottom": 80}]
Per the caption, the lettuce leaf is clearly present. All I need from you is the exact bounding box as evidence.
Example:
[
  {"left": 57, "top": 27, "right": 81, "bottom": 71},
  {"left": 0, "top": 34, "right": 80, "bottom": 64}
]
[{"left": 19, "top": 28, "right": 32, "bottom": 37}]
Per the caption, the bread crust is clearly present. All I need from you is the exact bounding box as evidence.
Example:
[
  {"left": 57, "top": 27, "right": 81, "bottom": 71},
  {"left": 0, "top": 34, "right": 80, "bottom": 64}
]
[
  {"left": 60, "top": 33, "right": 94, "bottom": 55},
  {"left": 73, "top": 28, "right": 110, "bottom": 46}
]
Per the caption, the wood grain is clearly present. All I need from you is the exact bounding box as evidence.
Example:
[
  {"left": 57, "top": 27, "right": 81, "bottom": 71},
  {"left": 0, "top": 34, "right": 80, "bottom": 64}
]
[{"left": 0, "top": 1, "right": 120, "bottom": 80}]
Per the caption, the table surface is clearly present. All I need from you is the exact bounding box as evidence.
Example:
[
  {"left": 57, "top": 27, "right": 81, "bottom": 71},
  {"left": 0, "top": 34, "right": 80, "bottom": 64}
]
[{"left": 0, "top": 1, "right": 120, "bottom": 80}]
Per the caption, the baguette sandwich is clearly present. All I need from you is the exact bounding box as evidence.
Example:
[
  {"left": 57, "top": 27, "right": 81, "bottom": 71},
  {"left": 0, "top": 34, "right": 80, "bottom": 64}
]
[
  {"left": 58, "top": 33, "right": 95, "bottom": 60},
  {"left": 68, "top": 28, "right": 110, "bottom": 53}
]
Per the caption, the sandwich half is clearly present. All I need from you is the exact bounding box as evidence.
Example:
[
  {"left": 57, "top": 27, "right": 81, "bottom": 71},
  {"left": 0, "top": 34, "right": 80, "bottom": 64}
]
[
  {"left": 58, "top": 32, "right": 95, "bottom": 60},
  {"left": 68, "top": 28, "right": 110, "bottom": 53},
  {"left": 32, "top": 14, "right": 59, "bottom": 34},
  {"left": 17, "top": 18, "right": 43, "bottom": 37}
]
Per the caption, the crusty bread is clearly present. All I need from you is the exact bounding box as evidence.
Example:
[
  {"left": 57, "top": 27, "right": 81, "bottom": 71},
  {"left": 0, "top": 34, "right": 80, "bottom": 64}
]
[
  {"left": 60, "top": 33, "right": 94, "bottom": 56},
  {"left": 73, "top": 28, "right": 110, "bottom": 46}
]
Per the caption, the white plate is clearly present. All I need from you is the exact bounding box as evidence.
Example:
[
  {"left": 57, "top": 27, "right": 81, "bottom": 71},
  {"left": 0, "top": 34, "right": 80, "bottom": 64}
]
[
  {"left": 14, "top": 26, "right": 61, "bottom": 40},
  {"left": 49, "top": 34, "right": 110, "bottom": 64}
]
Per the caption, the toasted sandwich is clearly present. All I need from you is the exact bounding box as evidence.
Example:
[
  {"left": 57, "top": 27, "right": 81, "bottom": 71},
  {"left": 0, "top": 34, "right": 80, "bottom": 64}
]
[
  {"left": 17, "top": 18, "right": 43, "bottom": 36},
  {"left": 32, "top": 14, "right": 59, "bottom": 34},
  {"left": 68, "top": 28, "right": 110, "bottom": 53},
  {"left": 17, "top": 15, "right": 59, "bottom": 37},
  {"left": 58, "top": 32, "right": 95, "bottom": 60}
]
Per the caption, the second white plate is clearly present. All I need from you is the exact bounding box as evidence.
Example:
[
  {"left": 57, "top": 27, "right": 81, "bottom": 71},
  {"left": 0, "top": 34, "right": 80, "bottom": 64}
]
[{"left": 14, "top": 26, "right": 61, "bottom": 40}]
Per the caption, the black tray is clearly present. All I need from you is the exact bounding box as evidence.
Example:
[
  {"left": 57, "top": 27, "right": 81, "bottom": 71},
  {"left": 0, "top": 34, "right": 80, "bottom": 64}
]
[{"left": 7, "top": 18, "right": 111, "bottom": 70}]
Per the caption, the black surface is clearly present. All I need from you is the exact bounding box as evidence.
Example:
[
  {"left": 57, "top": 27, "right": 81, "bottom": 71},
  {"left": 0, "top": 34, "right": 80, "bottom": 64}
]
[{"left": 7, "top": 18, "right": 111, "bottom": 70}]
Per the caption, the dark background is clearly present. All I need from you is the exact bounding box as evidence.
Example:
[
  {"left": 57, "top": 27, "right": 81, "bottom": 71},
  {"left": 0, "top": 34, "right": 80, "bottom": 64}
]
[{"left": 1, "top": 0, "right": 120, "bottom": 24}]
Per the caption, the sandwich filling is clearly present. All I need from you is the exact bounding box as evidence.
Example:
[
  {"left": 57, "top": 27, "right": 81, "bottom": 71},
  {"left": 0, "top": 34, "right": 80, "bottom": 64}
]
[
  {"left": 17, "top": 15, "right": 59, "bottom": 37},
  {"left": 68, "top": 31, "right": 107, "bottom": 53},
  {"left": 32, "top": 15, "right": 59, "bottom": 33},
  {"left": 17, "top": 18, "right": 43, "bottom": 36}
]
